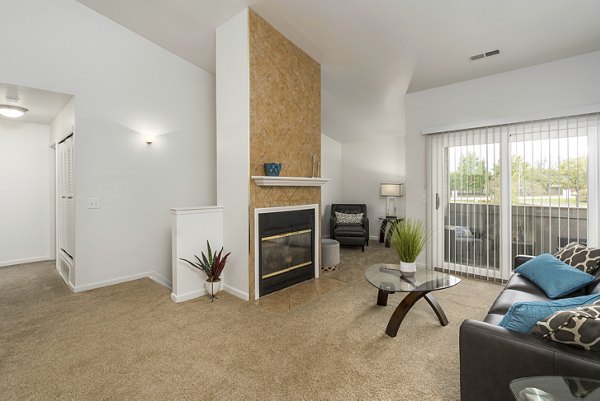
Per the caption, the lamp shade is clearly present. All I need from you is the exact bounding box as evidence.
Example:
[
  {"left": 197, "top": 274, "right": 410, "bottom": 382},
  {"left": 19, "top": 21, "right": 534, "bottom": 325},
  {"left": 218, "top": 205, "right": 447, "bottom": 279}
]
[{"left": 380, "top": 183, "right": 403, "bottom": 197}]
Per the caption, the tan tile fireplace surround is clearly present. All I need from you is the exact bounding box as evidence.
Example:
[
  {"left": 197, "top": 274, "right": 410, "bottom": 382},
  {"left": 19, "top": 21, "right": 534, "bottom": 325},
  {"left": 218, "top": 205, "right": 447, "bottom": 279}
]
[
  {"left": 248, "top": 11, "right": 321, "bottom": 300},
  {"left": 216, "top": 9, "right": 322, "bottom": 300}
]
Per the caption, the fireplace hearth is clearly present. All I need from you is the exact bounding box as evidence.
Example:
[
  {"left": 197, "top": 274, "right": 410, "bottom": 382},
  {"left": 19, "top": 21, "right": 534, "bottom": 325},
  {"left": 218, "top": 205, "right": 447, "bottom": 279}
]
[{"left": 257, "top": 208, "right": 316, "bottom": 297}]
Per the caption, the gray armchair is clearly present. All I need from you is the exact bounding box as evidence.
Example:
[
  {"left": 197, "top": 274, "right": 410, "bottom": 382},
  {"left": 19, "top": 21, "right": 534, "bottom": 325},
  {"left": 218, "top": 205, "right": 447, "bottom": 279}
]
[{"left": 330, "top": 204, "right": 369, "bottom": 252}]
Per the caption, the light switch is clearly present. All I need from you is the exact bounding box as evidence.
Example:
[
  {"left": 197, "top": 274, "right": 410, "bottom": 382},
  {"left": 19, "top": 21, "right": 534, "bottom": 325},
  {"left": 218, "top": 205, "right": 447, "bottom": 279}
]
[{"left": 87, "top": 198, "right": 101, "bottom": 209}]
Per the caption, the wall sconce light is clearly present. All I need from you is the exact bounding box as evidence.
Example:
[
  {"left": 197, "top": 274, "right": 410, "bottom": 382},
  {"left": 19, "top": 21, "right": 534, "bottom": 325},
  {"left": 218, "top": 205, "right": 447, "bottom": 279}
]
[
  {"left": 380, "top": 183, "right": 404, "bottom": 217},
  {"left": 144, "top": 135, "right": 155, "bottom": 145}
]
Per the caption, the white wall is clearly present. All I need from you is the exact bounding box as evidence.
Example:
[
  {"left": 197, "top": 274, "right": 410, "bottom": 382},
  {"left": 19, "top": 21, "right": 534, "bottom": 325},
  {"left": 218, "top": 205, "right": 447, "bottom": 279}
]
[
  {"left": 50, "top": 98, "right": 74, "bottom": 145},
  {"left": 341, "top": 136, "right": 405, "bottom": 238},
  {"left": 0, "top": 0, "right": 215, "bottom": 290},
  {"left": 0, "top": 120, "right": 52, "bottom": 267},
  {"left": 321, "top": 133, "right": 342, "bottom": 236},
  {"left": 405, "top": 50, "right": 600, "bottom": 263},
  {"left": 216, "top": 9, "right": 250, "bottom": 300}
]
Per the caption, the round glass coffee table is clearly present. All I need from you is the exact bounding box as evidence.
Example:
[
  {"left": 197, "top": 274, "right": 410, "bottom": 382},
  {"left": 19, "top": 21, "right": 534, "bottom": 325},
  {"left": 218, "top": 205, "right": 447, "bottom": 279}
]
[
  {"left": 364, "top": 263, "right": 461, "bottom": 337},
  {"left": 510, "top": 376, "right": 600, "bottom": 400}
]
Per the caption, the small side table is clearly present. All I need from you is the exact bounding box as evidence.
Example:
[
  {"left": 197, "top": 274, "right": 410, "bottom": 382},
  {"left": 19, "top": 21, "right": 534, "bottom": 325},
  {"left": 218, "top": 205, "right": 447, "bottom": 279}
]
[
  {"left": 378, "top": 216, "right": 403, "bottom": 247},
  {"left": 510, "top": 376, "right": 600, "bottom": 400}
]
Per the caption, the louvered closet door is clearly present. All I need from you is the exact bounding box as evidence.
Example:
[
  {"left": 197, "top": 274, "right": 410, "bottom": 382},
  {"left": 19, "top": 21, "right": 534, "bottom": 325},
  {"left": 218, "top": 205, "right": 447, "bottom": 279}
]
[{"left": 58, "top": 135, "right": 75, "bottom": 259}]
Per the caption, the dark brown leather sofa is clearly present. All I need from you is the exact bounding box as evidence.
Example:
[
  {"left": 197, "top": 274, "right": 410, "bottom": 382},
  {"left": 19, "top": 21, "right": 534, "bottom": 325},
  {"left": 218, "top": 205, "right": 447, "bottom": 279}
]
[{"left": 460, "top": 255, "right": 600, "bottom": 401}]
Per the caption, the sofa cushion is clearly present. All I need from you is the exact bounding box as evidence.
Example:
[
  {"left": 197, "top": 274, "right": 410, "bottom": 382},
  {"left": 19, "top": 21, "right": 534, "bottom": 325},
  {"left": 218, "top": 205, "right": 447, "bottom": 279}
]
[
  {"left": 483, "top": 313, "right": 504, "bottom": 325},
  {"left": 555, "top": 242, "right": 600, "bottom": 275},
  {"left": 504, "top": 273, "right": 548, "bottom": 295},
  {"left": 531, "top": 300, "right": 600, "bottom": 351},
  {"left": 589, "top": 279, "right": 600, "bottom": 295},
  {"left": 334, "top": 224, "right": 365, "bottom": 237},
  {"left": 335, "top": 211, "right": 363, "bottom": 224},
  {"left": 498, "top": 294, "right": 600, "bottom": 334},
  {"left": 516, "top": 253, "right": 596, "bottom": 298},
  {"left": 488, "top": 288, "right": 550, "bottom": 316}
]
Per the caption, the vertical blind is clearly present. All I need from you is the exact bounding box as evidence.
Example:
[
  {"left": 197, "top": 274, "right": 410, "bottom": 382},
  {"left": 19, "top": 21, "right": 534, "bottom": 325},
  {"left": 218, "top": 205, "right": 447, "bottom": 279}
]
[{"left": 427, "top": 113, "right": 599, "bottom": 281}]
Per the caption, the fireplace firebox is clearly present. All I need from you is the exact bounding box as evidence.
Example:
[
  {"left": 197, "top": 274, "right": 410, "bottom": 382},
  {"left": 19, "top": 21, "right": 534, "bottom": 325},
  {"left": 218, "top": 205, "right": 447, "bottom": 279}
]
[{"left": 258, "top": 209, "right": 315, "bottom": 297}]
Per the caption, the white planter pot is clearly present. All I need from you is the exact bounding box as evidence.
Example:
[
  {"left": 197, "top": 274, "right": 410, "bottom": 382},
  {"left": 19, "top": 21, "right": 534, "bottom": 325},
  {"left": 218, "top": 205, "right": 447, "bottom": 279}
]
[
  {"left": 399, "top": 261, "right": 416, "bottom": 275},
  {"left": 205, "top": 279, "right": 223, "bottom": 298}
]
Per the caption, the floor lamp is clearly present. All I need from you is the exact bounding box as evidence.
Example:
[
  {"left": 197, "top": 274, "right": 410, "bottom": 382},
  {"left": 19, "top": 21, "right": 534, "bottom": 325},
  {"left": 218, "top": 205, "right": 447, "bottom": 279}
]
[{"left": 380, "top": 183, "right": 404, "bottom": 218}]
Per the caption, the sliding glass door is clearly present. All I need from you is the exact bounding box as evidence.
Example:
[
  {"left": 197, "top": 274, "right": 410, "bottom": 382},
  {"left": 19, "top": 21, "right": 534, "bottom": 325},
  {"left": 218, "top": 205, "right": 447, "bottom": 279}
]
[
  {"left": 509, "top": 116, "right": 595, "bottom": 263},
  {"left": 429, "top": 127, "right": 504, "bottom": 279},
  {"left": 428, "top": 113, "right": 599, "bottom": 281}
]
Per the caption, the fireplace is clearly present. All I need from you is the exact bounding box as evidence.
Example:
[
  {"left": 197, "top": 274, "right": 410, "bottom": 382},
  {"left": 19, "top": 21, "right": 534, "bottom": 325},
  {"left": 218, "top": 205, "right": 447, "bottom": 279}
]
[{"left": 255, "top": 206, "right": 319, "bottom": 298}]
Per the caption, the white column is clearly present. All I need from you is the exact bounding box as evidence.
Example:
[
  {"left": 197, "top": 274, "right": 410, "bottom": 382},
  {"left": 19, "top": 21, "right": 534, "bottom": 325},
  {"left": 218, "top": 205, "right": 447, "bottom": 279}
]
[{"left": 216, "top": 8, "right": 250, "bottom": 300}]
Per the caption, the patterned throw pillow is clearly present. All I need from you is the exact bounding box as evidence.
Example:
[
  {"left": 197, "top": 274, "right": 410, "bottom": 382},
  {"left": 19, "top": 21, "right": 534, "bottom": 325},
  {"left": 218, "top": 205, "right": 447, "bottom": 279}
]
[
  {"left": 555, "top": 242, "right": 600, "bottom": 275},
  {"left": 335, "top": 212, "right": 363, "bottom": 224},
  {"left": 531, "top": 299, "right": 600, "bottom": 351}
]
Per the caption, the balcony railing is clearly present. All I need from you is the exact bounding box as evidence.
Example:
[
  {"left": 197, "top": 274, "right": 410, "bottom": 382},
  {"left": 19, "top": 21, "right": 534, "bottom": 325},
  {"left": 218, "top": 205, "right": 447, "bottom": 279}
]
[{"left": 443, "top": 203, "right": 587, "bottom": 269}]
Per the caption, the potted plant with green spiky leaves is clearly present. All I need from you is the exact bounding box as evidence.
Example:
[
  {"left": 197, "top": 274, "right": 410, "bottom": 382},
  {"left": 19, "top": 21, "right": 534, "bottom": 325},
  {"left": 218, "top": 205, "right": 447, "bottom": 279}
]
[
  {"left": 180, "top": 241, "right": 231, "bottom": 301},
  {"left": 389, "top": 219, "right": 429, "bottom": 275}
]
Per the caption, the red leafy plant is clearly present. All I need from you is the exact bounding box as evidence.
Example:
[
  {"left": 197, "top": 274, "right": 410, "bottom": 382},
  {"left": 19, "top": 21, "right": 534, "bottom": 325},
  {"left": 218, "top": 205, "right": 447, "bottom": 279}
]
[{"left": 180, "top": 240, "right": 231, "bottom": 282}]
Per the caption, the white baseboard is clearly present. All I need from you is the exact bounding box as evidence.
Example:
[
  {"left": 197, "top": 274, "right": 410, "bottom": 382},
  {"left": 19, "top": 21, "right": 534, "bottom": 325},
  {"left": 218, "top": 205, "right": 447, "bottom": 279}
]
[
  {"left": 56, "top": 264, "right": 75, "bottom": 291},
  {"left": 171, "top": 289, "right": 206, "bottom": 303},
  {"left": 0, "top": 255, "right": 51, "bottom": 268},
  {"left": 148, "top": 272, "right": 172, "bottom": 289},
  {"left": 224, "top": 284, "right": 249, "bottom": 301},
  {"left": 73, "top": 272, "right": 148, "bottom": 292},
  {"left": 73, "top": 270, "right": 171, "bottom": 293}
]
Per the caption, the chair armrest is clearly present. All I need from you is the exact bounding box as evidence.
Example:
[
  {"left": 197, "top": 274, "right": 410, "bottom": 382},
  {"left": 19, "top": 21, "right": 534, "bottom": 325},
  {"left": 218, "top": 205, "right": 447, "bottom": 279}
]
[
  {"left": 514, "top": 254, "right": 535, "bottom": 268},
  {"left": 460, "top": 319, "right": 600, "bottom": 401},
  {"left": 363, "top": 217, "right": 369, "bottom": 237},
  {"left": 460, "top": 319, "right": 555, "bottom": 401},
  {"left": 330, "top": 216, "right": 337, "bottom": 239}
]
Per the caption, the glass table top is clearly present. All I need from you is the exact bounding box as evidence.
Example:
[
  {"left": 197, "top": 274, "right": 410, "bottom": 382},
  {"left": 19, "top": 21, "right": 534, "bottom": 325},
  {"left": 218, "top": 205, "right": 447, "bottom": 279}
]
[
  {"left": 364, "top": 263, "right": 461, "bottom": 293},
  {"left": 510, "top": 376, "right": 600, "bottom": 401}
]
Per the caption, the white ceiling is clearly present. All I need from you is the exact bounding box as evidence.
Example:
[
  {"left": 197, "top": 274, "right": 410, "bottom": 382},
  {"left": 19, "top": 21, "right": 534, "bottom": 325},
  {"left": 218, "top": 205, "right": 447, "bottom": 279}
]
[
  {"left": 75, "top": 0, "right": 600, "bottom": 142},
  {"left": 0, "top": 84, "right": 72, "bottom": 124}
]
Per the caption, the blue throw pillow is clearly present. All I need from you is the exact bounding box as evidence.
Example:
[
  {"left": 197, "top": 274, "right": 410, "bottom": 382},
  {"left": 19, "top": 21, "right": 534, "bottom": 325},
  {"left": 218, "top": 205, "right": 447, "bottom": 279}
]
[
  {"left": 516, "top": 253, "right": 596, "bottom": 298},
  {"left": 499, "top": 294, "right": 600, "bottom": 333}
]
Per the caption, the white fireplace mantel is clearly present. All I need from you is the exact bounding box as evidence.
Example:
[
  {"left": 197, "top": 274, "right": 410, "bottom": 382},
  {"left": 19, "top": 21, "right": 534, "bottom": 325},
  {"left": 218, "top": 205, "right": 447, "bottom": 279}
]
[{"left": 251, "top": 176, "right": 330, "bottom": 187}]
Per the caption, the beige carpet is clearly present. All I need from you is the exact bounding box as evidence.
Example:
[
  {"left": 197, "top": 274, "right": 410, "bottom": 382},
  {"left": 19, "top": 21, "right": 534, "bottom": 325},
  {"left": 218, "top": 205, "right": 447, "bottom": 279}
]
[{"left": 0, "top": 244, "right": 502, "bottom": 401}]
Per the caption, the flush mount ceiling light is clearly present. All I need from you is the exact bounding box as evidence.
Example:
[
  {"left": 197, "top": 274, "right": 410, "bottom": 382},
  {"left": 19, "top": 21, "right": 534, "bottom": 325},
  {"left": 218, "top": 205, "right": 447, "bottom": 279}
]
[{"left": 0, "top": 104, "right": 28, "bottom": 118}]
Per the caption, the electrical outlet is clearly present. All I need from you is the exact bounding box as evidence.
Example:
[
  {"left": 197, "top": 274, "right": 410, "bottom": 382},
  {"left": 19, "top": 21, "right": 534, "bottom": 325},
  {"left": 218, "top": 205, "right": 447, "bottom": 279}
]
[{"left": 87, "top": 198, "right": 101, "bottom": 209}]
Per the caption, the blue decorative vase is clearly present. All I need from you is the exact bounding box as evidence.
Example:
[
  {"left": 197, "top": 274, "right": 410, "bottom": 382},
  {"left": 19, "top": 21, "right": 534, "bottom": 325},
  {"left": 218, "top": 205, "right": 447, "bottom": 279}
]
[{"left": 264, "top": 163, "right": 282, "bottom": 176}]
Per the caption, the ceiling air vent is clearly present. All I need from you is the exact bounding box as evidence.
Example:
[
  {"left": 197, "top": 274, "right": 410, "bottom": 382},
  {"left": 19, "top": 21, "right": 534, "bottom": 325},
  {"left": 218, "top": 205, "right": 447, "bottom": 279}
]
[{"left": 470, "top": 49, "right": 500, "bottom": 61}]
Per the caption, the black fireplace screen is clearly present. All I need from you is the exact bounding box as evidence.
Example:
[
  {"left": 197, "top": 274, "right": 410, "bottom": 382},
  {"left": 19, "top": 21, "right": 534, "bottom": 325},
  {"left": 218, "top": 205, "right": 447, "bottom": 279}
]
[
  {"left": 261, "top": 229, "right": 312, "bottom": 279},
  {"left": 258, "top": 208, "right": 315, "bottom": 297}
]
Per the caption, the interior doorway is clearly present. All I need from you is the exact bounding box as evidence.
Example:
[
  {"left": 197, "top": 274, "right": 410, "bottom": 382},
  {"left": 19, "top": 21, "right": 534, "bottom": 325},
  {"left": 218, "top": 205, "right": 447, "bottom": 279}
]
[{"left": 0, "top": 83, "right": 74, "bottom": 287}]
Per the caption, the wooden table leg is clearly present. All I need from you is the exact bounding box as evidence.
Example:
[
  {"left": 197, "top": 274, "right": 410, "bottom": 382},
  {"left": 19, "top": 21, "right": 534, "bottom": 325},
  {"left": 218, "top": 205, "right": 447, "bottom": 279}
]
[
  {"left": 385, "top": 291, "right": 427, "bottom": 337},
  {"left": 385, "top": 291, "right": 450, "bottom": 337},
  {"left": 377, "top": 289, "right": 390, "bottom": 306},
  {"left": 423, "top": 293, "right": 449, "bottom": 326}
]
